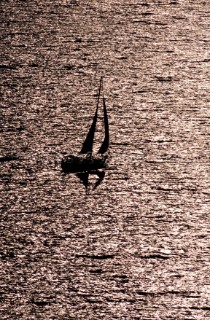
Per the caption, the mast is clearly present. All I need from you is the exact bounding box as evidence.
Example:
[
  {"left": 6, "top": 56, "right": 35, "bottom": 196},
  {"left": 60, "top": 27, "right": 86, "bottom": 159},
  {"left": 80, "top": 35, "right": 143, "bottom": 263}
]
[
  {"left": 80, "top": 77, "right": 103, "bottom": 154},
  {"left": 98, "top": 95, "right": 109, "bottom": 154}
]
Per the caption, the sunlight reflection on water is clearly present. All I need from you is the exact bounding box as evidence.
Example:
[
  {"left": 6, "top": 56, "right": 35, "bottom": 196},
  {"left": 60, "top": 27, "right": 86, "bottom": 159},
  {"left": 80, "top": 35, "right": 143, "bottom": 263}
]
[{"left": 1, "top": 1, "right": 210, "bottom": 319}]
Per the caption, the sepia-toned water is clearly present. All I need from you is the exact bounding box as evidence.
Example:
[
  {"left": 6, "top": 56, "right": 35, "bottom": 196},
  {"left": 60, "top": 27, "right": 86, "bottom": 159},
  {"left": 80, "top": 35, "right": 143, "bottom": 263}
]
[{"left": 1, "top": 1, "right": 210, "bottom": 319}]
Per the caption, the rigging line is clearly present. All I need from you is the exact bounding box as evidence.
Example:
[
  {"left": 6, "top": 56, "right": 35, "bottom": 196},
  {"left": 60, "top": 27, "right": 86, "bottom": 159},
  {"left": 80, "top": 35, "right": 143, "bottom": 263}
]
[{"left": 96, "top": 76, "right": 103, "bottom": 110}]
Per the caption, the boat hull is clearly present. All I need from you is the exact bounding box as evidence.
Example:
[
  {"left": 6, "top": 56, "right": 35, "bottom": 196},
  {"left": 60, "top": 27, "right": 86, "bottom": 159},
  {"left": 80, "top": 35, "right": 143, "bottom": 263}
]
[{"left": 61, "top": 154, "right": 107, "bottom": 173}]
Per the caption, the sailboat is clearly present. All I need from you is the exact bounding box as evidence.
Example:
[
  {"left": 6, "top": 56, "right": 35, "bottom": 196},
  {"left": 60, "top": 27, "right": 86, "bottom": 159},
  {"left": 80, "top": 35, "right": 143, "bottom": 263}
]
[{"left": 61, "top": 77, "right": 109, "bottom": 174}]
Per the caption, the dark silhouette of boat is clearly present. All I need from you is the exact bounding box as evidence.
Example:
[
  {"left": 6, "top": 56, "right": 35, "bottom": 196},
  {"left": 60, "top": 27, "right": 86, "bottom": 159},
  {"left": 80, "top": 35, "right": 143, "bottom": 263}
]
[{"left": 61, "top": 77, "right": 109, "bottom": 174}]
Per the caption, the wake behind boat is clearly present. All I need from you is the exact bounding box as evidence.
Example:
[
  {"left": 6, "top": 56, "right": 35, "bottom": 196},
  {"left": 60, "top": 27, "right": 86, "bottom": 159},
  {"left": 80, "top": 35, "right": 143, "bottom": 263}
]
[{"left": 61, "top": 77, "right": 109, "bottom": 174}]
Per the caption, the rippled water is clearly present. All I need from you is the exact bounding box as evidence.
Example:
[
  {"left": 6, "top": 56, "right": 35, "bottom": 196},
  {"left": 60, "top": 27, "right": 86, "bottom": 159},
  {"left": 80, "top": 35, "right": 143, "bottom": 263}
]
[{"left": 1, "top": 1, "right": 210, "bottom": 319}]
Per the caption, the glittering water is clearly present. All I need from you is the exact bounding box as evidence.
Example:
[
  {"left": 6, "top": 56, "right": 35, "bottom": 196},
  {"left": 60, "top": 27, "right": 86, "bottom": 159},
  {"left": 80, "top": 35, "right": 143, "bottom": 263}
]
[{"left": 1, "top": 1, "right": 210, "bottom": 319}]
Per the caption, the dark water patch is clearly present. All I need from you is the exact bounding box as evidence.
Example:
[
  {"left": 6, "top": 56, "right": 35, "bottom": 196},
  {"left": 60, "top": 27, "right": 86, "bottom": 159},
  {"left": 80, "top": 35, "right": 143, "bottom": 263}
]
[
  {"left": 89, "top": 269, "right": 103, "bottom": 274},
  {"left": 0, "top": 125, "right": 24, "bottom": 132},
  {"left": 31, "top": 295, "right": 55, "bottom": 307},
  {"left": 0, "top": 250, "right": 15, "bottom": 260},
  {"left": 190, "top": 306, "right": 210, "bottom": 310},
  {"left": 0, "top": 64, "right": 18, "bottom": 70},
  {"left": 76, "top": 254, "right": 115, "bottom": 260},
  {"left": 136, "top": 291, "right": 152, "bottom": 296},
  {"left": 31, "top": 300, "right": 49, "bottom": 307},
  {"left": 29, "top": 63, "right": 39, "bottom": 68},
  {"left": 155, "top": 76, "right": 173, "bottom": 82},
  {"left": 112, "top": 274, "right": 129, "bottom": 283},
  {"left": 142, "top": 12, "right": 153, "bottom": 16},
  {"left": 141, "top": 254, "right": 170, "bottom": 260},
  {"left": 0, "top": 155, "right": 19, "bottom": 162},
  {"left": 0, "top": 173, "right": 12, "bottom": 181},
  {"left": 64, "top": 65, "right": 75, "bottom": 70}
]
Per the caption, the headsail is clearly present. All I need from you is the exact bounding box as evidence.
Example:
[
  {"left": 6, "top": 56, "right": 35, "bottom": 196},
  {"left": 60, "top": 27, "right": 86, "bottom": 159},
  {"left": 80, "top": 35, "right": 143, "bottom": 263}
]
[
  {"left": 80, "top": 78, "right": 103, "bottom": 154},
  {"left": 98, "top": 96, "right": 109, "bottom": 154}
]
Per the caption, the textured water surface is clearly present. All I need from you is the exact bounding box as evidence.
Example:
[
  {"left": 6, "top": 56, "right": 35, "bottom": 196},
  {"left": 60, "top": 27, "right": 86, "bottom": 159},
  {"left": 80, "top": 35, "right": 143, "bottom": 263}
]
[{"left": 1, "top": 1, "right": 210, "bottom": 319}]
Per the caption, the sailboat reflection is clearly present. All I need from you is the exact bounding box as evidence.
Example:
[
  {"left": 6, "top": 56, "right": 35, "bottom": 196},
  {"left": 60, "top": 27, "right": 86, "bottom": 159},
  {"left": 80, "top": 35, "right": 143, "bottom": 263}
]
[
  {"left": 61, "top": 77, "right": 109, "bottom": 190},
  {"left": 76, "top": 170, "right": 105, "bottom": 191}
]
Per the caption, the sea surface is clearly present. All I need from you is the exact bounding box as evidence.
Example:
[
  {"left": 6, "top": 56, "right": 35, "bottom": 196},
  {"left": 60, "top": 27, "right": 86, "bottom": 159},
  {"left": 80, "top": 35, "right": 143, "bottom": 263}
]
[{"left": 1, "top": 1, "right": 210, "bottom": 319}]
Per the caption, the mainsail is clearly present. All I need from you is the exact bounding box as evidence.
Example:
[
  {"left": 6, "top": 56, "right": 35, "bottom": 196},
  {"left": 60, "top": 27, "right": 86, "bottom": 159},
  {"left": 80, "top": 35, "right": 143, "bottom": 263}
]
[
  {"left": 98, "top": 96, "right": 109, "bottom": 154},
  {"left": 80, "top": 78, "right": 103, "bottom": 154}
]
